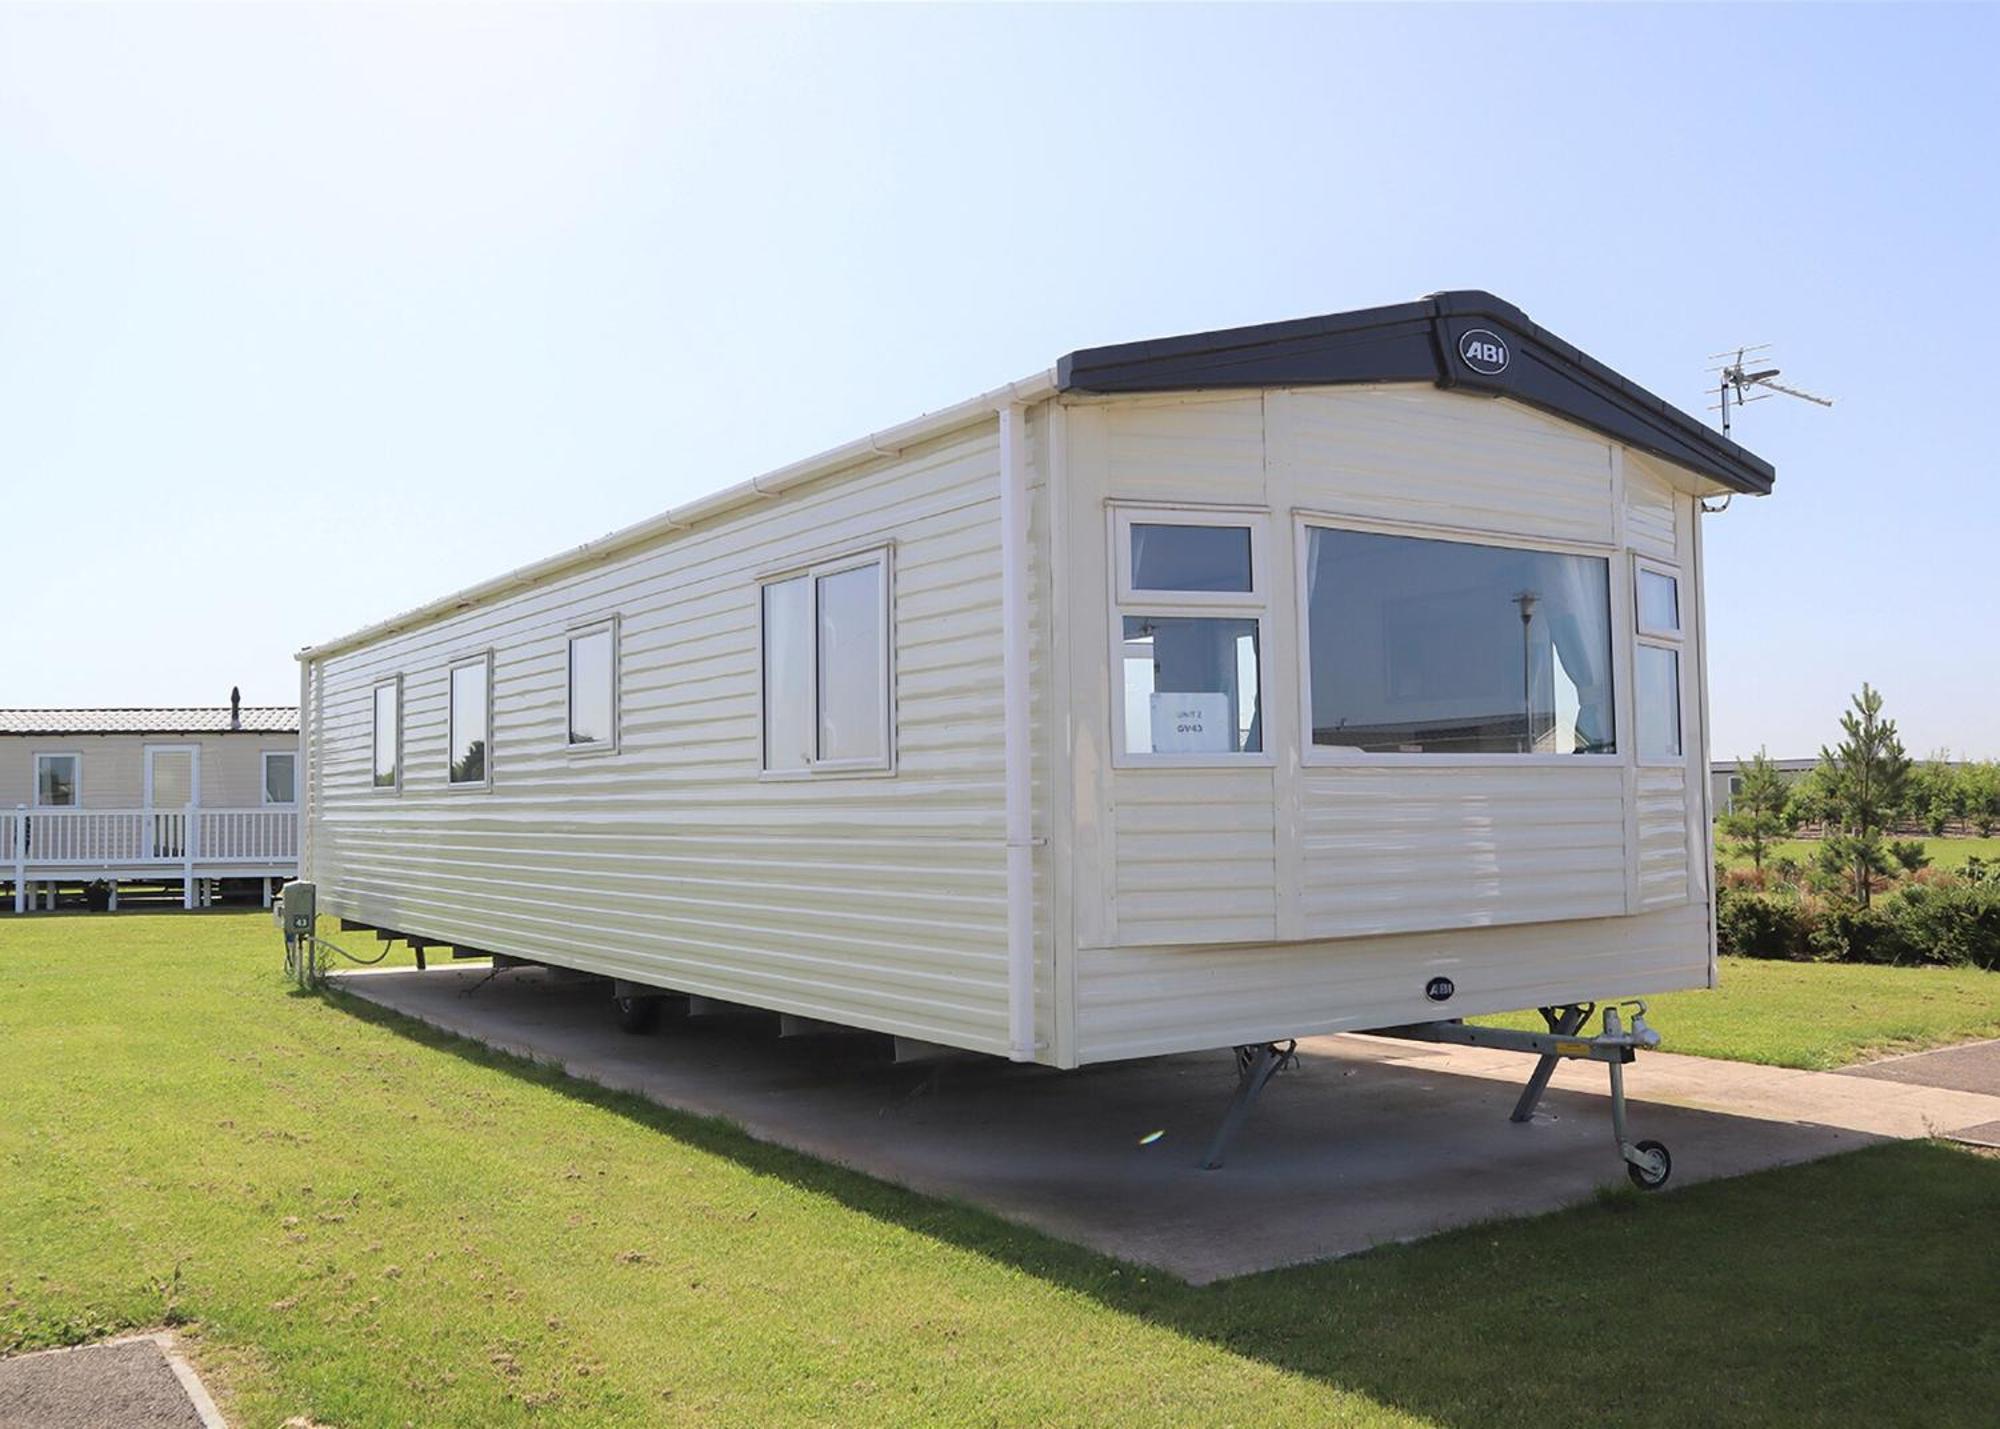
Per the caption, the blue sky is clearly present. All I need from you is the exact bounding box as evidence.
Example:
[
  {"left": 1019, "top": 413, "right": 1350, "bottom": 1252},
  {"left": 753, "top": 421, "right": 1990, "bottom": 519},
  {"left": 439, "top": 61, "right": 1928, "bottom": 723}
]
[{"left": 2, "top": 3, "right": 1994, "bottom": 759}]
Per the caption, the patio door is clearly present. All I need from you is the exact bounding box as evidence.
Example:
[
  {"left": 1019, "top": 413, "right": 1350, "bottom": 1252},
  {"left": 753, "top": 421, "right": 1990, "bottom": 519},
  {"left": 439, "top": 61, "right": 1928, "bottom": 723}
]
[{"left": 145, "top": 746, "right": 200, "bottom": 859}]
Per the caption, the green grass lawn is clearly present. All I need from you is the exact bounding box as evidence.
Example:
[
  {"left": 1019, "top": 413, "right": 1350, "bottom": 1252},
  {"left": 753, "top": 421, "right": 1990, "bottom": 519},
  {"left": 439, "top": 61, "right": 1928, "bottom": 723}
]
[
  {"left": 1482, "top": 956, "right": 2000, "bottom": 1071},
  {"left": 3, "top": 913, "right": 1998, "bottom": 1426},
  {"left": 1720, "top": 834, "right": 2000, "bottom": 872}
]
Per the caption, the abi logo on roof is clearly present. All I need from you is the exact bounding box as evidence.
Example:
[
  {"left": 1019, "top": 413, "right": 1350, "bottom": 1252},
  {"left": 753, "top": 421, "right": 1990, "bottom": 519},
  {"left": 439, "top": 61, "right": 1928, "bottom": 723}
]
[{"left": 1458, "top": 328, "right": 1510, "bottom": 376}]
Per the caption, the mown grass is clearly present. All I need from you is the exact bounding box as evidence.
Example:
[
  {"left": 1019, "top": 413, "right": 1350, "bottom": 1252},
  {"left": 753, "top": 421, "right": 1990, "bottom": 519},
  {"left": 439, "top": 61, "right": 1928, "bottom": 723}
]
[
  {"left": 1482, "top": 956, "right": 2000, "bottom": 1070},
  {"left": 1720, "top": 835, "right": 2000, "bottom": 872},
  {"left": 2, "top": 912, "right": 1998, "bottom": 1426}
]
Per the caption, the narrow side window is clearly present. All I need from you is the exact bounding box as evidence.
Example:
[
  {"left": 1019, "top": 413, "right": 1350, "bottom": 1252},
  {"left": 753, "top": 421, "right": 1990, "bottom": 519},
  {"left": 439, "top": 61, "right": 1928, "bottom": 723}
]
[
  {"left": 34, "top": 753, "right": 80, "bottom": 807},
  {"left": 448, "top": 657, "right": 491, "bottom": 786},
  {"left": 567, "top": 623, "right": 618, "bottom": 750},
  {"left": 263, "top": 751, "right": 297, "bottom": 805},
  {"left": 1634, "top": 561, "right": 1684, "bottom": 761},
  {"left": 761, "top": 551, "right": 891, "bottom": 774},
  {"left": 372, "top": 680, "right": 400, "bottom": 790}
]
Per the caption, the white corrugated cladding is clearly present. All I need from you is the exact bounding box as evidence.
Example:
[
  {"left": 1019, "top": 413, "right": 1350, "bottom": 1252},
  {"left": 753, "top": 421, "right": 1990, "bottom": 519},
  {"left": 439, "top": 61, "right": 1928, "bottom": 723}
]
[
  {"left": 308, "top": 419, "right": 1043, "bottom": 1058},
  {"left": 1062, "top": 383, "right": 1716, "bottom": 1063}
]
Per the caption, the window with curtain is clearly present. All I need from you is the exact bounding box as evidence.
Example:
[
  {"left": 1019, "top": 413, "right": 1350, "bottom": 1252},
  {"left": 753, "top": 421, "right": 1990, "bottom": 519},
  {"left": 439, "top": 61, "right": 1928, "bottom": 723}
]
[{"left": 1305, "top": 527, "right": 1616, "bottom": 756}]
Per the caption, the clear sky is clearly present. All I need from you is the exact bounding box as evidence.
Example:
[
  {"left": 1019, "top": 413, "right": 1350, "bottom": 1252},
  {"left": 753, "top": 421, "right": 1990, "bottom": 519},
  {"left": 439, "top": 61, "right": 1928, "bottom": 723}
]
[{"left": 3, "top": 3, "right": 1994, "bottom": 759}]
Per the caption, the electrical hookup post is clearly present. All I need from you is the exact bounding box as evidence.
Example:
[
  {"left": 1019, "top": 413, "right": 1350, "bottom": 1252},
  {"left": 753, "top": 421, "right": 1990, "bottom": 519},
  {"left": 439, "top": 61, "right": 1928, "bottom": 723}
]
[{"left": 277, "top": 880, "right": 319, "bottom": 987}]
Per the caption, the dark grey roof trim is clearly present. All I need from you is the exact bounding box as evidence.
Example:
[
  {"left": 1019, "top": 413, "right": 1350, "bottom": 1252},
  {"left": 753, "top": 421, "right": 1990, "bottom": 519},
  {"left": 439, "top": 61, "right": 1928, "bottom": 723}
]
[{"left": 1056, "top": 290, "right": 1775, "bottom": 495}]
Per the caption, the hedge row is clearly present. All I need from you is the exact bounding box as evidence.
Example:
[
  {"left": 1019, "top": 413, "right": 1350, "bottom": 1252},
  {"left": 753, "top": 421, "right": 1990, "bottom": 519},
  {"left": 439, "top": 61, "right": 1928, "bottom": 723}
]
[{"left": 1716, "top": 882, "right": 2000, "bottom": 969}]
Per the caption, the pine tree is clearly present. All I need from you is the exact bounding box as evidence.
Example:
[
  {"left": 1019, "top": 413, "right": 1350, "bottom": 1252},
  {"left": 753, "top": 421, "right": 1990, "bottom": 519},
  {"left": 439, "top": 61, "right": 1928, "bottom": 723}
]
[
  {"left": 1812, "top": 683, "right": 1912, "bottom": 906},
  {"left": 1719, "top": 748, "right": 1795, "bottom": 875}
]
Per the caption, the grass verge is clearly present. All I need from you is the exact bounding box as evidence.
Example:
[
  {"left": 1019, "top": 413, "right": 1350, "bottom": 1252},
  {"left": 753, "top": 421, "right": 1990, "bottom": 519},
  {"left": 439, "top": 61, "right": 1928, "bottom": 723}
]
[
  {"left": 2, "top": 913, "right": 1997, "bottom": 1425},
  {"left": 1482, "top": 956, "right": 2000, "bottom": 1070}
]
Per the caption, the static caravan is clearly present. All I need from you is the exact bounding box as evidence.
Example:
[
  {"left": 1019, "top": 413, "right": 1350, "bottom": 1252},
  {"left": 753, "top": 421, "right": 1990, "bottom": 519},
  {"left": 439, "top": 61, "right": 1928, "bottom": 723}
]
[
  {"left": 292, "top": 292, "right": 1774, "bottom": 1182},
  {"left": 3, "top": 692, "right": 300, "bottom": 911}
]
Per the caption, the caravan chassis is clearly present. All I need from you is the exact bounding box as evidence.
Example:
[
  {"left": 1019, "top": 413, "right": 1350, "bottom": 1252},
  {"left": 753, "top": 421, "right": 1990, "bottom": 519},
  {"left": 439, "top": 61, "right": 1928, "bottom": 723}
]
[{"left": 1202, "top": 1001, "right": 1673, "bottom": 1189}]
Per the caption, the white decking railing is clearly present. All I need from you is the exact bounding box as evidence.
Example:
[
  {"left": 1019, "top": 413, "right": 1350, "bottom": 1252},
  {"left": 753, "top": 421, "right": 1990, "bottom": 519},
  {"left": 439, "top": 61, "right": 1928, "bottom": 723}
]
[{"left": 6, "top": 805, "right": 298, "bottom": 907}]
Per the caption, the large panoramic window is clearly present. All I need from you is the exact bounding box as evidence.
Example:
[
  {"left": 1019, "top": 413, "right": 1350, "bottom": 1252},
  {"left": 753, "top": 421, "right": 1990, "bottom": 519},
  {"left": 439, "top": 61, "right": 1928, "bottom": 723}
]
[
  {"left": 371, "top": 680, "right": 400, "bottom": 790},
  {"left": 567, "top": 622, "right": 617, "bottom": 750},
  {"left": 1305, "top": 526, "right": 1616, "bottom": 756},
  {"left": 761, "top": 550, "right": 891, "bottom": 773},
  {"left": 448, "top": 655, "right": 492, "bottom": 786},
  {"left": 34, "top": 753, "right": 80, "bottom": 807},
  {"left": 1113, "top": 511, "right": 1267, "bottom": 759}
]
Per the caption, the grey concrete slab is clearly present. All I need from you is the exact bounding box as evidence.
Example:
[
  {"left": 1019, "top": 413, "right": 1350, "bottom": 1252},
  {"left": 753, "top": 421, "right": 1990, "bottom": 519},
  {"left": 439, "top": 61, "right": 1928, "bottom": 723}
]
[
  {"left": 333, "top": 966, "right": 1974, "bottom": 1284},
  {"left": 1839, "top": 1038, "right": 2000, "bottom": 1096},
  {"left": 0, "top": 1337, "right": 215, "bottom": 1429}
]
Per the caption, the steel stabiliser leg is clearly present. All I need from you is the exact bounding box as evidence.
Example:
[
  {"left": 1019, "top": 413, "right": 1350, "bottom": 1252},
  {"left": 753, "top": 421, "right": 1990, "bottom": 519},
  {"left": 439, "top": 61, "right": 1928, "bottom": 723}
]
[
  {"left": 1201, "top": 1041, "right": 1296, "bottom": 1171},
  {"left": 1509, "top": 1003, "right": 1592, "bottom": 1124}
]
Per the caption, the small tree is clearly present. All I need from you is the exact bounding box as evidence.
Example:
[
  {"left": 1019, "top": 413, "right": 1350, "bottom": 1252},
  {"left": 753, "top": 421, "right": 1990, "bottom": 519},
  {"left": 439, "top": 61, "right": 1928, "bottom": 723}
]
[
  {"left": 1811, "top": 683, "right": 1912, "bottom": 906},
  {"left": 1719, "top": 748, "right": 1796, "bottom": 875},
  {"left": 1963, "top": 761, "right": 2000, "bottom": 839},
  {"left": 1908, "top": 753, "right": 1962, "bottom": 837}
]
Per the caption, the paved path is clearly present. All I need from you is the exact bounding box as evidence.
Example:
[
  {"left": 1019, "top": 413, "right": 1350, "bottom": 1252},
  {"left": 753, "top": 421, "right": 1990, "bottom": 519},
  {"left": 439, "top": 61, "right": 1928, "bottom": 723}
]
[
  {"left": 0, "top": 1336, "right": 223, "bottom": 1429},
  {"left": 1839, "top": 1037, "right": 2000, "bottom": 1096},
  {"left": 335, "top": 967, "right": 2000, "bottom": 1283}
]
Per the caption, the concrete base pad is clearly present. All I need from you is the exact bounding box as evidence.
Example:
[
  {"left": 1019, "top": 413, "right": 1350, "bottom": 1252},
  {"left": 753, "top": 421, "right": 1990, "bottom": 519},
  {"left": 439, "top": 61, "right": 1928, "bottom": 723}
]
[
  {"left": 334, "top": 967, "right": 2000, "bottom": 1283},
  {"left": 0, "top": 1335, "right": 223, "bottom": 1429}
]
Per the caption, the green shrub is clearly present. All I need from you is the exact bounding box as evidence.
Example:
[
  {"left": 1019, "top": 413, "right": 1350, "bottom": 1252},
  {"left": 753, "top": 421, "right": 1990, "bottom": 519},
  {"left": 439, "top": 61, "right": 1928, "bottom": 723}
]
[
  {"left": 1716, "top": 887, "right": 1811, "bottom": 960},
  {"left": 1716, "top": 881, "right": 2000, "bottom": 969},
  {"left": 1885, "top": 883, "right": 2000, "bottom": 970}
]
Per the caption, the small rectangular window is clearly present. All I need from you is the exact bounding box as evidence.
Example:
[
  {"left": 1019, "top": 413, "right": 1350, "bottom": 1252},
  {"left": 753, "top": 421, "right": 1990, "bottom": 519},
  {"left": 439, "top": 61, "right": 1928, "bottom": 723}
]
[
  {"left": 372, "top": 681, "right": 400, "bottom": 790},
  {"left": 761, "top": 552, "right": 890, "bottom": 773},
  {"left": 1304, "top": 526, "right": 1616, "bottom": 756},
  {"left": 1131, "top": 523, "right": 1253, "bottom": 594},
  {"left": 1637, "top": 566, "right": 1681, "bottom": 637},
  {"left": 263, "top": 752, "right": 297, "bottom": 805},
  {"left": 35, "top": 753, "right": 80, "bottom": 807},
  {"left": 1122, "top": 616, "right": 1262, "bottom": 755},
  {"left": 1637, "top": 644, "right": 1682, "bottom": 759},
  {"left": 568, "top": 624, "right": 617, "bottom": 749},
  {"left": 448, "top": 657, "right": 491, "bottom": 785}
]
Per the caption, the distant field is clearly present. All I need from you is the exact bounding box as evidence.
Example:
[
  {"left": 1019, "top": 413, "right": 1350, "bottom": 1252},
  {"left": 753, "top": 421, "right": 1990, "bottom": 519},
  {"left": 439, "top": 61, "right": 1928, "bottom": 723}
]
[
  {"left": 1719, "top": 835, "right": 2000, "bottom": 873},
  {"left": 1481, "top": 956, "right": 2000, "bottom": 1070}
]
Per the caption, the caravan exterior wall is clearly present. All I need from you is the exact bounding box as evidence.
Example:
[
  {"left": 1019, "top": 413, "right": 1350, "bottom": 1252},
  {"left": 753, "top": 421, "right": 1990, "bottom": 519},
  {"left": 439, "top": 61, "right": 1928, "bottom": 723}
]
[
  {"left": 302, "top": 416, "right": 1056, "bottom": 1059},
  {"left": 299, "top": 295, "right": 1761, "bottom": 1073},
  {"left": 1056, "top": 388, "right": 1713, "bottom": 1062}
]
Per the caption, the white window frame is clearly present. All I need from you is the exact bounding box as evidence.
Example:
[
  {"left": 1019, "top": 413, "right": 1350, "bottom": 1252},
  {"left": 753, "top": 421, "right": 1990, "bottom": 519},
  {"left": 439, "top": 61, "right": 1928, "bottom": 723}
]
[
  {"left": 1113, "top": 505, "right": 1268, "bottom": 609},
  {"left": 261, "top": 750, "right": 298, "bottom": 806},
  {"left": 565, "top": 615, "right": 621, "bottom": 755},
  {"left": 757, "top": 545, "right": 896, "bottom": 779},
  {"left": 446, "top": 651, "right": 495, "bottom": 790},
  {"left": 1294, "top": 511, "right": 1627, "bottom": 769},
  {"left": 371, "top": 676, "right": 402, "bottom": 794},
  {"left": 1634, "top": 556, "right": 1684, "bottom": 640},
  {"left": 1633, "top": 556, "right": 1686, "bottom": 768},
  {"left": 33, "top": 752, "right": 82, "bottom": 807},
  {"left": 1109, "top": 504, "right": 1273, "bottom": 769}
]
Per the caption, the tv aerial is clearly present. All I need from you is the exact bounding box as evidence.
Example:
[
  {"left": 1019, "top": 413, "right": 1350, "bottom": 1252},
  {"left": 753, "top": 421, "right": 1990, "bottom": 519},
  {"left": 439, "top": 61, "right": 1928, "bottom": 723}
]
[{"left": 1706, "top": 344, "right": 1834, "bottom": 437}]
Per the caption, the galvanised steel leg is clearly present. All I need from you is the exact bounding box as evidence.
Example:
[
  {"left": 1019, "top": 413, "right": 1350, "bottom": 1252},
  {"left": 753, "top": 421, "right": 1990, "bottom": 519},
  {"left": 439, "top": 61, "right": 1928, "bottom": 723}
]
[
  {"left": 1201, "top": 1041, "right": 1295, "bottom": 1171},
  {"left": 1509, "top": 1004, "right": 1592, "bottom": 1124}
]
